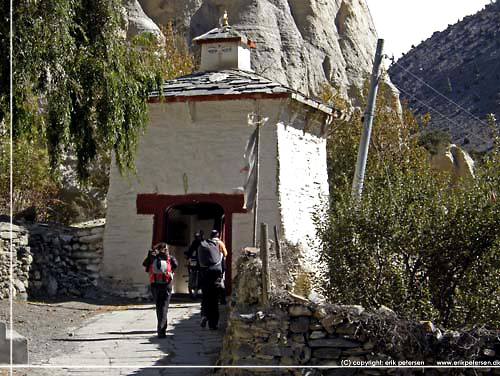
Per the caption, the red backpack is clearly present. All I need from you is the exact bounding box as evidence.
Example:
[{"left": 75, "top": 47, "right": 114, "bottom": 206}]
[{"left": 149, "top": 256, "right": 172, "bottom": 284}]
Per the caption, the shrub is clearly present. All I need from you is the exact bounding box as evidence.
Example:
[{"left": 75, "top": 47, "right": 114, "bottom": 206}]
[{"left": 315, "top": 81, "right": 500, "bottom": 329}]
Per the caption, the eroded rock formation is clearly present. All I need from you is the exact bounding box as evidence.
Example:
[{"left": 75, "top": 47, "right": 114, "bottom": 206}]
[{"left": 133, "top": 0, "right": 381, "bottom": 99}]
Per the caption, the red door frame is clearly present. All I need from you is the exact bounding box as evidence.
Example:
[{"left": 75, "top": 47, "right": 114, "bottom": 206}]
[{"left": 137, "top": 193, "right": 246, "bottom": 294}]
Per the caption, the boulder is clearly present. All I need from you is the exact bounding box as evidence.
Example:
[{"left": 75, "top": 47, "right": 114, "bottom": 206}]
[
  {"left": 123, "top": 0, "right": 164, "bottom": 41},
  {"left": 430, "top": 143, "right": 475, "bottom": 181}
]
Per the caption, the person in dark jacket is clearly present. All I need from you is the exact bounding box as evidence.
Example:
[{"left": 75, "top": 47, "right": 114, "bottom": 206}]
[
  {"left": 184, "top": 231, "right": 203, "bottom": 260},
  {"left": 184, "top": 231, "right": 203, "bottom": 299},
  {"left": 198, "top": 231, "right": 224, "bottom": 330},
  {"left": 142, "top": 242, "right": 178, "bottom": 338}
]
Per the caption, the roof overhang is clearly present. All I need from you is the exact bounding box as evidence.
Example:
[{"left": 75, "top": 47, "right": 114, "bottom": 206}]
[{"left": 147, "top": 92, "right": 338, "bottom": 117}]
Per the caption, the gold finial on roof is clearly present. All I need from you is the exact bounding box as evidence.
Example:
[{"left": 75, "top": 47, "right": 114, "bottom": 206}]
[{"left": 223, "top": 10, "right": 229, "bottom": 27}]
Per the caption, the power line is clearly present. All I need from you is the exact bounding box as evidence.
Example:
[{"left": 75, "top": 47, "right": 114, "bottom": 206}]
[
  {"left": 394, "top": 83, "right": 493, "bottom": 146},
  {"left": 364, "top": 2, "right": 379, "bottom": 38},
  {"left": 388, "top": 57, "right": 491, "bottom": 129}
]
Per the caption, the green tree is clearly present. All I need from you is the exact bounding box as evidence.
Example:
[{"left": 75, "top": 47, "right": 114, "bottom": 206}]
[
  {"left": 316, "top": 81, "right": 500, "bottom": 329},
  {"left": 1, "top": 0, "right": 169, "bottom": 180},
  {"left": 0, "top": 2, "right": 194, "bottom": 221}
]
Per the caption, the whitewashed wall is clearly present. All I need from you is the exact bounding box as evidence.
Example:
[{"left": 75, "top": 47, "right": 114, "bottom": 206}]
[
  {"left": 102, "top": 99, "right": 283, "bottom": 295},
  {"left": 276, "top": 116, "right": 329, "bottom": 270}
]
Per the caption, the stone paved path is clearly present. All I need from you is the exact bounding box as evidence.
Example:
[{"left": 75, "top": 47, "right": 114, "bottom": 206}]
[{"left": 23, "top": 300, "right": 226, "bottom": 376}]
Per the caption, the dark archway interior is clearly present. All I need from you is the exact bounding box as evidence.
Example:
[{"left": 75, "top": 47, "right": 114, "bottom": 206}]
[
  {"left": 164, "top": 202, "right": 225, "bottom": 245},
  {"left": 164, "top": 201, "right": 225, "bottom": 294}
]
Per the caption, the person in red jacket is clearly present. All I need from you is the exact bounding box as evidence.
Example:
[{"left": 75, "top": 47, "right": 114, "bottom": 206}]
[{"left": 142, "top": 243, "right": 178, "bottom": 338}]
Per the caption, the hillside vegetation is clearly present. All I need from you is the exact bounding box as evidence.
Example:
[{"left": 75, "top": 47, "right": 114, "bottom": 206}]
[
  {"left": 317, "top": 81, "right": 500, "bottom": 330},
  {"left": 389, "top": 1, "right": 500, "bottom": 153}
]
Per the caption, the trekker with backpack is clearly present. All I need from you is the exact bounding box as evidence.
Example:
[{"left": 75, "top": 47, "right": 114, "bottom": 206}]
[
  {"left": 198, "top": 231, "right": 225, "bottom": 330},
  {"left": 142, "top": 243, "right": 178, "bottom": 338},
  {"left": 209, "top": 230, "right": 228, "bottom": 305}
]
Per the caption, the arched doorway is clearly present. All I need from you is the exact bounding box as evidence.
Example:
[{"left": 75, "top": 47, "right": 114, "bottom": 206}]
[{"left": 136, "top": 193, "right": 246, "bottom": 294}]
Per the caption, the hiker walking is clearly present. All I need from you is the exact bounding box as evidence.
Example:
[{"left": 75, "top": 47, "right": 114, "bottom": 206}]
[
  {"left": 209, "top": 230, "right": 228, "bottom": 305},
  {"left": 184, "top": 231, "right": 203, "bottom": 299},
  {"left": 142, "top": 242, "right": 178, "bottom": 338},
  {"left": 198, "top": 230, "right": 225, "bottom": 330}
]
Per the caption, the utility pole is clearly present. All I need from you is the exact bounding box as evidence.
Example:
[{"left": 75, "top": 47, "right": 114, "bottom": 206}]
[
  {"left": 252, "top": 119, "right": 260, "bottom": 247},
  {"left": 260, "top": 222, "right": 269, "bottom": 305},
  {"left": 352, "top": 39, "right": 384, "bottom": 202}
]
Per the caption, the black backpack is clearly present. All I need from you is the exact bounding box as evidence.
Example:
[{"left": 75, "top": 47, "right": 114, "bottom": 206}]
[{"left": 198, "top": 239, "right": 222, "bottom": 268}]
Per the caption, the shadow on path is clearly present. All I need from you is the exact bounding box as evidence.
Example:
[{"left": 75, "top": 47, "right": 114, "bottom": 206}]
[{"left": 28, "top": 295, "right": 228, "bottom": 376}]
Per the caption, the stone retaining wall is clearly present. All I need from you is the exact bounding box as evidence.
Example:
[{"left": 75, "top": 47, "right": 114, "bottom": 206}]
[
  {"left": 217, "top": 249, "right": 500, "bottom": 375},
  {"left": 0, "top": 220, "right": 105, "bottom": 300}
]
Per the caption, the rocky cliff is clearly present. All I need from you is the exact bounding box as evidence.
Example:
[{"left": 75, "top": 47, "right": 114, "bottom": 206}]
[
  {"left": 127, "top": 0, "right": 380, "bottom": 100},
  {"left": 389, "top": 1, "right": 500, "bottom": 153}
]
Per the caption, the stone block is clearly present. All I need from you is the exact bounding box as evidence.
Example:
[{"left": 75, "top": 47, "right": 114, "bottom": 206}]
[
  {"left": 310, "top": 330, "right": 326, "bottom": 339},
  {"left": 75, "top": 229, "right": 91, "bottom": 237},
  {"left": 262, "top": 319, "right": 280, "bottom": 330},
  {"left": 289, "top": 305, "right": 312, "bottom": 316},
  {"left": 335, "top": 323, "right": 358, "bottom": 336},
  {"left": 78, "top": 234, "right": 102, "bottom": 244},
  {"left": 321, "top": 314, "right": 344, "bottom": 328},
  {"left": 13, "top": 279, "right": 26, "bottom": 293},
  {"left": 363, "top": 341, "right": 375, "bottom": 350},
  {"left": 21, "top": 254, "right": 33, "bottom": 264},
  {"left": 90, "top": 227, "right": 105, "bottom": 235},
  {"left": 290, "top": 333, "right": 305, "bottom": 343},
  {"left": 255, "top": 353, "right": 274, "bottom": 360},
  {"left": 85, "top": 264, "right": 101, "bottom": 272},
  {"left": 232, "top": 326, "right": 255, "bottom": 339},
  {"left": 18, "top": 237, "right": 28, "bottom": 246},
  {"left": 309, "top": 338, "right": 360, "bottom": 348},
  {"left": 290, "top": 316, "right": 310, "bottom": 333},
  {"left": 344, "top": 305, "right": 365, "bottom": 315},
  {"left": 342, "top": 347, "right": 369, "bottom": 356},
  {"left": 294, "top": 345, "right": 311, "bottom": 364},
  {"left": 280, "top": 356, "right": 295, "bottom": 366},
  {"left": 59, "top": 234, "right": 73, "bottom": 243},
  {"left": 312, "top": 347, "right": 341, "bottom": 359},
  {"left": 0, "top": 326, "right": 28, "bottom": 364},
  {"left": 73, "top": 251, "right": 101, "bottom": 260},
  {"left": 17, "top": 292, "right": 28, "bottom": 301}
]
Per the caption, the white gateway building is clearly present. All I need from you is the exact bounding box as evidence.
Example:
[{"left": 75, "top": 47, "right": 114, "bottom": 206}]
[{"left": 102, "top": 20, "right": 338, "bottom": 297}]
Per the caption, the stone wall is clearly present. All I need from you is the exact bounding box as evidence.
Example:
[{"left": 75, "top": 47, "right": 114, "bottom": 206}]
[
  {"left": 217, "top": 249, "right": 500, "bottom": 375},
  {"left": 0, "top": 220, "right": 105, "bottom": 300}
]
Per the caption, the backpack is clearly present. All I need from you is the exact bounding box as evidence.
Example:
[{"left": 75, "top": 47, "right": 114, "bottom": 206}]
[
  {"left": 150, "top": 256, "right": 172, "bottom": 284},
  {"left": 198, "top": 239, "right": 222, "bottom": 268}
]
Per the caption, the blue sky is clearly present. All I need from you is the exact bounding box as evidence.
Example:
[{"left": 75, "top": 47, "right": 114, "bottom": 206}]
[{"left": 365, "top": 0, "right": 492, "bottom": 59}]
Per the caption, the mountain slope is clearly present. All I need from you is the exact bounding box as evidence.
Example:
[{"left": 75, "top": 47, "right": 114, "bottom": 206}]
[{"left": 388, "top": 1, "right": 500, "bottom": 152}]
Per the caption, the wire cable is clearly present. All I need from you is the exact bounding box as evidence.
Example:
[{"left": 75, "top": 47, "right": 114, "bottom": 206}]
[
  {"left": 388, "top": 57, "right": 491, "bottom": 128},
  {"left": 393, "top": 83, "right": 493, "bottom": 146}
]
